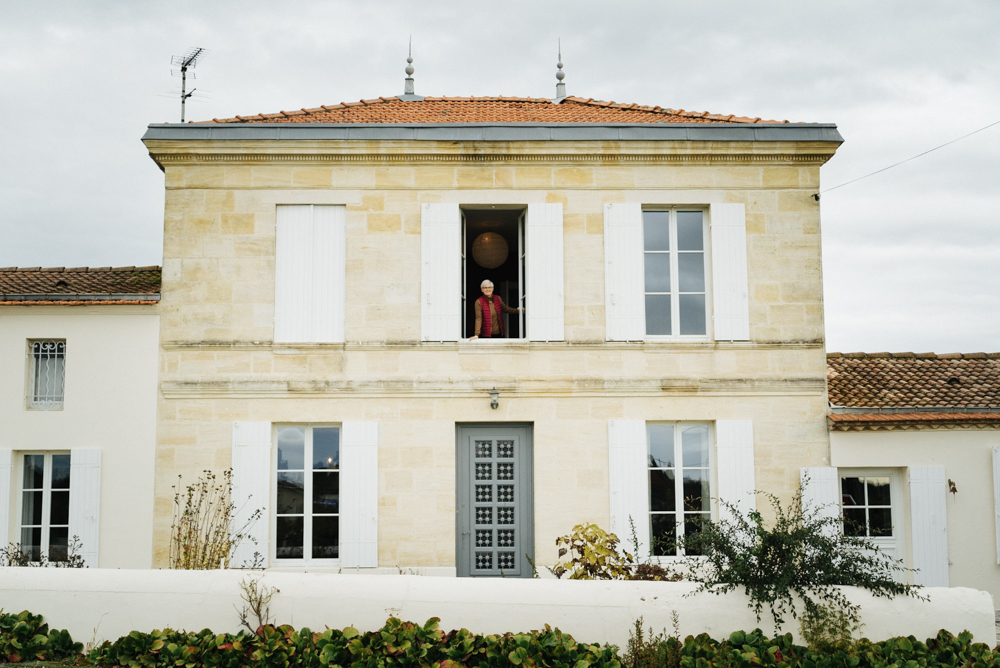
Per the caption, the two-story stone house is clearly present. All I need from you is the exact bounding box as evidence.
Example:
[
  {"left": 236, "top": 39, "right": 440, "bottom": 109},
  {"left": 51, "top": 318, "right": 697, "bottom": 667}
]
[{"left": 139, "top": 74, "right": 844, "bottom": 575}]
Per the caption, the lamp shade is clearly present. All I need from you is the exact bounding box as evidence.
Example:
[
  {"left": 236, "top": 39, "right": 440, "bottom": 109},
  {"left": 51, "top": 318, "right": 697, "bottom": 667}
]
[{"left": 472, "top": 232, "right": 509, "bottom": 269}]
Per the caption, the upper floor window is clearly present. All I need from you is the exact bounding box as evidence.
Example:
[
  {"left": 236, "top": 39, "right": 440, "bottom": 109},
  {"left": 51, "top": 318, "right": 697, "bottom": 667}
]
[
  {"left": 28, "top": 340, "right": 66, "bottom": 410},
  {"left": 19, "top": 452, "right": 71, "bottom": 561},
  {"left": 841, "top": 474, "right": 893, "bottom": 538},
  {"left": 647, "top": 422, "right": 712, "bottom": 556},
  {"left": 274, "top": 425, "right": 340, "bottom": 561},
  {"left": 643, "top": 210, "right": 708, "bottom": 337}
]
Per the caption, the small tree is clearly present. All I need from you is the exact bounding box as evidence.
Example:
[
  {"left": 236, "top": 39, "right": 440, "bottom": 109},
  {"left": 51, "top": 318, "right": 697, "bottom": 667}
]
[
  {"left": 169, "top": 469, "right": 262, "bottom": 569},
  {"left": 678, "top": 479, "right": 923, "bottom": 630}
]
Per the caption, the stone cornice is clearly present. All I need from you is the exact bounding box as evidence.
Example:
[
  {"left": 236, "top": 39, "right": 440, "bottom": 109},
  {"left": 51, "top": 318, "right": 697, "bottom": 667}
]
[
  {"left": 160, "top": 376, "right": 826, "bottom": 399},
  {"left": 148, "top": 151, "right": 833, "bottom": 167},
  {"left": 160, "top": 339, "right": 825, "bottom": 352}
]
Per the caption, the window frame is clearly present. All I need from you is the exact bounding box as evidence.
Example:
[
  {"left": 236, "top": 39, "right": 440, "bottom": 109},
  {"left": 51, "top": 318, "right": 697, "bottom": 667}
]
[
  {"left": 15, "top": 451, "right": 72, "bottom": 562},
  {"left": 641, "top": 207, "right": 712, "bottom": 342},
  {"left": 271, "top": 423, "right": 342, "bottom": 566},
  {"left": 838, "top": 468, "right": 904, "bottom": 561},
  {"left": 25, "top": 339, "right": 66, "bottom": 411},
  {"left": 646, "top": 421, "right": 716, "bottom": 561}
]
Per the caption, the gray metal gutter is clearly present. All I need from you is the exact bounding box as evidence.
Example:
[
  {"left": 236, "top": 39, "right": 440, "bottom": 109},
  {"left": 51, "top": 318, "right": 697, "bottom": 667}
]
[{"left": 142, "top": 122, "right": 843, "bottom": 143}]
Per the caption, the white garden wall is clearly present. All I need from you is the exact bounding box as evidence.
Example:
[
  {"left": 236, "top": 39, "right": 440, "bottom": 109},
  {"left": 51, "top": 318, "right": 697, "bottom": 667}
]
[{"left": 0, "top": 568, "right": 994, "bottom": 648}]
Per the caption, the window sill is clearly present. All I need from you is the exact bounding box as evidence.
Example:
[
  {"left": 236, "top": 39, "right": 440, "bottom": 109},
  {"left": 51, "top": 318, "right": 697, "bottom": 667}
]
[
  {"left": 26, "top": 404, "right": 64, "bottom": 411},
  {"left": 458, "top": 339, "right": 530, "bottom": 354}
]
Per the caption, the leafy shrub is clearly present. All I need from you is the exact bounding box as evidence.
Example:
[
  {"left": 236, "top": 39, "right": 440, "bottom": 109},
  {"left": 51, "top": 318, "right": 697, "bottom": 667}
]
[
  {"left": 88, "top": 617, "right": 622, "bottom": 668},
  {"left": 0, "top": 609, "right": 82, "bottom": 662},
  {"left": 553, "top": 523, "right": 636, "bottom": 579},
  {"left": 552, "top": 523, "right": 682, "bottom": 581},
  {"left": 679, "top": 481, "right": 922, "bottom": 630}
]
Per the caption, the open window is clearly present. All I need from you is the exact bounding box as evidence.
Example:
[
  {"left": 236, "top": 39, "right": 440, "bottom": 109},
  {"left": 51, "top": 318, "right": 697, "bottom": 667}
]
[{"left": 462, "top": 207, "right": 525, "bottom": 339}]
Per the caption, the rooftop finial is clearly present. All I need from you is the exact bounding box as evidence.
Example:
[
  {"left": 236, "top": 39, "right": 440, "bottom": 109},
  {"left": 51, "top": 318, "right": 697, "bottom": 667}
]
[
  {"left": 399, "top": 36, "right": 423, "bottom": 100},
  {"left": 404, "top": 36, "right": 415, "bottom": 95},
  {"left": 555, "top": 39, "right": 566, "bottom": 101}
]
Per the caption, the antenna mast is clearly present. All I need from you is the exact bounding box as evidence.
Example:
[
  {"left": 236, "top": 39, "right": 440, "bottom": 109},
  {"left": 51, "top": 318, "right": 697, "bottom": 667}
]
[{"left": 171, "top": 47, "right": 206, "bottom": 123}]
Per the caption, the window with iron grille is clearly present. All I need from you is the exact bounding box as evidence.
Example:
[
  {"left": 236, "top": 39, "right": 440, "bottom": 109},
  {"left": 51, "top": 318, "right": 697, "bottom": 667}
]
[{"left": 27, "top": 340, "right": 66, "bottom": 409}]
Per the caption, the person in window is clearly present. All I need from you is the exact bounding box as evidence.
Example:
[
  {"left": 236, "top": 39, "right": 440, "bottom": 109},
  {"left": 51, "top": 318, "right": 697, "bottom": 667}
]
[{"left": 470, "top": 279, "right": 521, "bottom": 340}]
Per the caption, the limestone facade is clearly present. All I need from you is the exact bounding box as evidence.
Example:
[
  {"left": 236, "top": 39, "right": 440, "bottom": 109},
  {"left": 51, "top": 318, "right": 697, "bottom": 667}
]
[{"left": 145, "top": 137, "right": 839, "bottom": 568}]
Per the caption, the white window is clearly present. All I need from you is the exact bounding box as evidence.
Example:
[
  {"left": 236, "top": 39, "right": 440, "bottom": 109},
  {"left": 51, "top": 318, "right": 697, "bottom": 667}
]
[
  {"left": 647, "top": 422, "right": 712, "bottom": 556},
  {"left": 18, "top": 453, "right": 71, "bottom": 561},
  {"left": 839, "top": 470, "right": 904, "bottom": 562},
  {"left": 28, "top": 340, "right": 65, "bottom": 409},
  {"left": 643, "top": 210, "right": 708, "bottom": 337},
  {"left": 274, "top": 425, "right": 340, "bottom": 561}
]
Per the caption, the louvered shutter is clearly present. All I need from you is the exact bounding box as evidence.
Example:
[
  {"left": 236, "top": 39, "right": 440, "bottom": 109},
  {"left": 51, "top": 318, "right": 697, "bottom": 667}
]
[
  {"left": 715, "top": 420, "right": 755, "bottom": 522},
  {"left": 0, "top": 450, "right": 11, "bottom": 546},
  {"left": 421, "top": 203, "right": 462, "bottom": 341},
  {"left": 232, "top": 422, "right": 272, "bottom": 568},
  {"left": 994, "top": 448, "right": 1000, "bottom": 564},
  {"left": 604, "top": 203, "right": 645, "bottom": 341},
  {"left": 525, "top": 203, "right": 565, "bottom": 341},
  {"left": 608, "top": 420, "right": 650, "bottom": 557},
  {"left": 69, "top": 449, "right": 101, "bottom": 568},
  {"left": 274, "top": 205, "right": 346, "bottom": 343},
  {"left": 800, "top": 467, "right": 840, "bottom": 536},
  {"left": 709, "top": 203, "right": 750, "bottom": 341},
  {"left": 909, "top": 466, "right": 949, "bottom": 586},
  {"left": 340, "top": 421, "right": 378, "bottom": 567}
]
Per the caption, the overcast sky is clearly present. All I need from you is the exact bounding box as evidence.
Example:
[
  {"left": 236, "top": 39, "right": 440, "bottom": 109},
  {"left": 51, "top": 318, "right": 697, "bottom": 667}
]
[{"left": 1, "top": 1, "right": 998, "bottom": 353}]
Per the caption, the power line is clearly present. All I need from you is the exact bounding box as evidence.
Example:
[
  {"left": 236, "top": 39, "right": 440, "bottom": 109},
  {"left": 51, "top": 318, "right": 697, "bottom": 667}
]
[{"left": 821, "top": 118, "right": 1000, "bottom": 195}]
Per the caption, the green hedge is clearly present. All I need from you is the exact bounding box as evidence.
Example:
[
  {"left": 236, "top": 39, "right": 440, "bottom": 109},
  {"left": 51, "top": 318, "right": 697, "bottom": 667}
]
[
  {"left": 4, "top": 609, "right": 1000, "bottom": 668},
  {"left": 0, "top": 609, "right": 83, "bottom": 663}
]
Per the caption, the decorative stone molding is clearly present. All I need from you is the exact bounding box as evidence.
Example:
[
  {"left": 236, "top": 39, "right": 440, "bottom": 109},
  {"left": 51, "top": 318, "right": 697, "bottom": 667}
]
[
  {"left": 148, "top": 151, "right": 833, "bottom": 167},
  {"left": 160, "top": 376, "right": 826, "bottom": 399}
]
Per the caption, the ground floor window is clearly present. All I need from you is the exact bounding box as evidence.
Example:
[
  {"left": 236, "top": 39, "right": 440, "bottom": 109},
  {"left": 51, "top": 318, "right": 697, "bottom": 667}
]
[
  {"left": 841, "top": 473, "right": 893, "bottom": 538},
  {"left": 19, "top": 452, "right": 71, "bottom": 561},
  {"left": 647, "top": 422, "right": 712, "bottom": 556},
  {"left": 274, "top": 425, "right": 340, "bottom": 561}
]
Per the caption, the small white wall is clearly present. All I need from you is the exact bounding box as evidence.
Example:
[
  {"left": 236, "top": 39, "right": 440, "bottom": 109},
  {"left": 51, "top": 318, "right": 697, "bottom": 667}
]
[
  {"left": 831, "top": 429, "right": 1000, "bottom": 602},
  {"left": 0, "top": 306, "right": 159, "bottom": 568},
  {"left": 0, "top": 568, "right": 993, "bottom": 648}
]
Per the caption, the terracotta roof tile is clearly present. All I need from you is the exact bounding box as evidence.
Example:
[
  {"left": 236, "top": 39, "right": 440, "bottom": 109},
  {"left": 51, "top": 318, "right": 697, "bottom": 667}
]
[
  {"left": 0, "top": 266, "right": 161, "bottom": 304},
  {"left": 192, "top": 96, "right": 791, "bottom": 125},
  {"left": 827, "top": 352, "right": 1000, "bottom": 408}
]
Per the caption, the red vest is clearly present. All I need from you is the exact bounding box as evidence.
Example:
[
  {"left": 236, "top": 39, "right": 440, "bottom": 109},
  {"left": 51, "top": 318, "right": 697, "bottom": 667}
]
[{"left": 478, "top": 295, "right": 504, "bottom": 337}]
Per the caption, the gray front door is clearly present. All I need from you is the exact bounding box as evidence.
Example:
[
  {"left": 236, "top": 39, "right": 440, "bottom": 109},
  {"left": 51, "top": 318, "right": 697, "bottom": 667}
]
[{"left": 456, "top": 424, "right": 533, "bottom": 577}]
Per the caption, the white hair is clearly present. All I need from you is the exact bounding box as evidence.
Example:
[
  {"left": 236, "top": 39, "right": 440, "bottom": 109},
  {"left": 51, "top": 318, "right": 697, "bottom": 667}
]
[{"left": 480, "top": 279, "right": 494, "bottom": 289}]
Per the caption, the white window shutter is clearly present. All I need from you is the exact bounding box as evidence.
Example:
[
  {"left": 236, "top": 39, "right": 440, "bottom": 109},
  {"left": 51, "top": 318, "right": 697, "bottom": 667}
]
[
  {"left": 994, "top": 447, "right": 1000, "bottom": 564},
  {"left": 604, "top": 204, "right": 645, "bottom": 341},
  {"left": 0, "top": 449, "right": 11, "bottom": 546},
  {"left": 420, "top": 203, "right": 462, "bottom": 341},
  {"left": 608, "top": 420, "right": 650, "bottom": 557},
  {"left": 709, "top": 203, "right": 750, "bottom": 341},
  {"left": 716, "top": 420, "right": 755, "bottom": 522},
  {"left": 232, "top": 422, "right": 272, "bottom": 568},
  {"left": 525, "top": 203, "right": 565, "bottom": 341},
  {"left": 69, "top": 449, "right": 101, "bottom": 568},
  {"left": 909, "top": 466, "right": 949, "bottom": 587},
  {"left": 274, "top": 205, "right": 346, "bottom": 343},
  {"left": 340, "top": 421, "right": 379, "bottom": 568},
  {"left": 800, "top": 467, "right": 840, "bottom": 536}
]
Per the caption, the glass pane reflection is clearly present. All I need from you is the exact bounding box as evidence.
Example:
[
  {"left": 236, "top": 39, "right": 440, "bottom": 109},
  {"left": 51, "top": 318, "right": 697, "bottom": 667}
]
[
  {"left": 651, "top": 514, "right": 677, "bottom": 556},
  {"left": 643, "top": 212, "right": 671, "bottom": 251},
  {"left": 649, "top": 470, "right": 676, "bottom": 512},
  {"left": 678, "top": 294, "right": 706, "bottom": 335},
  {"left": 277, "top": 428, "right": 304, "bottom": 470},
  {"left": 645, "top": 295, "right": 671, "bottom": 335},
  {"left": 682, "top": 470, "right": 711, "bottom": 512},
  {"left": 647, "top": 425, "right": 675, "bottom": 468},
  {"left": 276, "top": 472, "right": 304, "bottom": 514},
  {"left": 681, "top": 427, "right": 710, "bottom": 467},
  {"left": 867, "top": 477, "right": 891, "bottom": 506},
  {"left": 644, "top": 254, "right": 671, "bottom": 293},
  {"left": 676, "top": 212, "right": 704, "bottom": 250},
  {"left": 313, "top": 428, "right": 339, "bottom": 469}
]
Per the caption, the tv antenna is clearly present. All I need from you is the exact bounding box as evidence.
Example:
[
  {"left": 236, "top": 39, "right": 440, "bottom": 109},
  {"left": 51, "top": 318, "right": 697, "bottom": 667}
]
[{"left": 170, "top": 47, "right": 207, "bottom": 123}]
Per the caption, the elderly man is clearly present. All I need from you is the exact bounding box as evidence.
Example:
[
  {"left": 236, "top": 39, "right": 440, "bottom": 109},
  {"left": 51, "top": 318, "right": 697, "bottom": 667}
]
[{"left": 469, "top": 279, "right": 521, "bottom": 340}]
